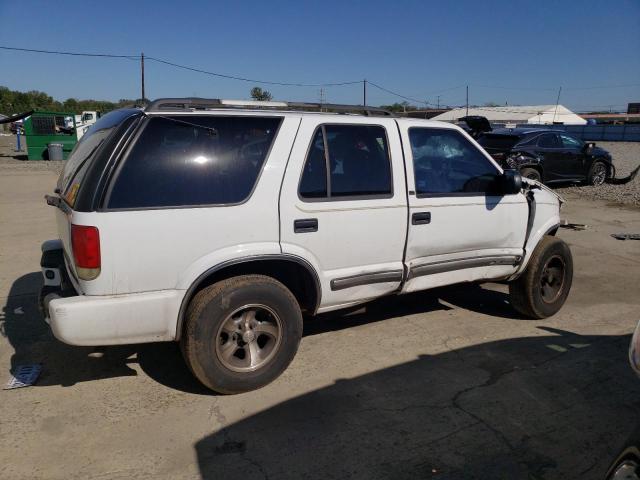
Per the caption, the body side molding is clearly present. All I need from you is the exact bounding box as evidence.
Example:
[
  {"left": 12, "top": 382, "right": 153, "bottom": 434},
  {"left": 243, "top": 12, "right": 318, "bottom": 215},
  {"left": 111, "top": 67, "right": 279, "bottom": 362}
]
[
  {"left": 408, "top": 255, "right": 521, "bottom": 279},
  {"left": 330, "top": 270, "right": 404, "bottom": 291}
]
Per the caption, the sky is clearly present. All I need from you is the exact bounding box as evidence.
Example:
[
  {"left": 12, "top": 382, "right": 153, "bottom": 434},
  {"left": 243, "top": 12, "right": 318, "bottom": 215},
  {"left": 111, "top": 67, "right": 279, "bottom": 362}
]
[{"left": 0, "top": 0, "right": 639, "bottom": 112}]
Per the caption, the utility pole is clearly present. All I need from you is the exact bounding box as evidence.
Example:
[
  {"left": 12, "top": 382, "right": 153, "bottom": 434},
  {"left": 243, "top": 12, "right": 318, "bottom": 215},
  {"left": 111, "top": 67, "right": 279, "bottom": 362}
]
[
  {"left": 466, "top": 85, "right": 469, "bottom": 116},
  {"left": 318, "top": 88, "right": 325, "bottom": 108},
  {"left": 552, "top": 86, "right": 562, "bottom": 123},
  {"left": 363, "top": 79, "right": 367, "bottom": 106},
  {"left": 141, "top": 52, "right": 146, "bottom": 104},
  {"left": 437, "top": 95, "right": 440, "bottom": 109}
]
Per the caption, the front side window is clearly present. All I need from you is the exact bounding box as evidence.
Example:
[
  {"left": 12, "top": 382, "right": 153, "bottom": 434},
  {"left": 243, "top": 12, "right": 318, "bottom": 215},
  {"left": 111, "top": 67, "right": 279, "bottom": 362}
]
[
  {"left": 107, "top": 115, "right": 281, "bottom": 209},
  {"left": 299, "top": 124, "right": 392, "bottom": 199},
  {"left": 560, "top": 134, "right": 583, "bottom": 149},
  {"left": 409, "top": 128, "right": 500, "bottom": 196}
]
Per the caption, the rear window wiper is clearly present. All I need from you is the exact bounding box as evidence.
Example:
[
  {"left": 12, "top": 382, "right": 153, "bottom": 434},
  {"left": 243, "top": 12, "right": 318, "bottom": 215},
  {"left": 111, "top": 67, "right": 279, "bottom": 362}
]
[{"left": 45, "top": 194, "right": 71, "bottom": 214}]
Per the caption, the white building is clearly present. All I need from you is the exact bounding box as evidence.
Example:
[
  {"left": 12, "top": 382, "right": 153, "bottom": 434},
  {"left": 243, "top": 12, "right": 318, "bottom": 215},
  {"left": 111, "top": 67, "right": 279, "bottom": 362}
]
[{"left": 432, "top": 105, "right": 587, "bottom": 125}]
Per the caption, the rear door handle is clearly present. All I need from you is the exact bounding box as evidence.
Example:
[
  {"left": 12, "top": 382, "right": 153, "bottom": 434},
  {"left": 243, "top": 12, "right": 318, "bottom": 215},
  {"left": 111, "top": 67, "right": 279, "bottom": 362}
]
[
  {"left": 294, "top": 218, "right": 318, "bottom": 233},
  {"left": 412, "top": 212, "right": 431, "bottom": 225}
]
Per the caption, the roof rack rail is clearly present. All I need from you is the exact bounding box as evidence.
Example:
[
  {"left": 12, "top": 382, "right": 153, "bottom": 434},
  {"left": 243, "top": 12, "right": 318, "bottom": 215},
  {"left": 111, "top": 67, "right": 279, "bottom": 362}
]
[{"left": 145, "top": 97, "right": 394, "bottom": 117}]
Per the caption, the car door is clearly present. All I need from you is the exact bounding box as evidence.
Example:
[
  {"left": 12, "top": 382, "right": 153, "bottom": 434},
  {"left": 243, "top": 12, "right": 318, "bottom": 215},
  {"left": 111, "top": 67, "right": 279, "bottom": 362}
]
[
  {"left": 558, "top": 133, "right": 587, "bottom": 179},
  {"left": 398, "top": 120, "right": 528, "bottom": 293},
  {"left": 279, "top": 117, "right": 408, "bottom": 312},
  {"left": 536, "top": 132, "right": 564, "bottom": 180}
]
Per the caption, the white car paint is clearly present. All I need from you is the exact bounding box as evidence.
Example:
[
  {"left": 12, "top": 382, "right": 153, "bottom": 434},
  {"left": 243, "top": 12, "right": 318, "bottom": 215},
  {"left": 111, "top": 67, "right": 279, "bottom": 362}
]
[{"left": 44, "top": 107, "right": 563, "bottom": 346}]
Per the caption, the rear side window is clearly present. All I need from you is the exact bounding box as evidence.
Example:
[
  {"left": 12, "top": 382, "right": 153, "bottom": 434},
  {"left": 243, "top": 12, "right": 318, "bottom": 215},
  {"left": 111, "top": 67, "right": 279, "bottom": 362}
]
[
  {"left": 59, "top": 109, "right": 140, "bottom": 207},
  {"left": 299, "top": 124, "right": 392, "bottom": 199},
  {"left": 107, "top": 116, "right": 281, "bottom": 209}
]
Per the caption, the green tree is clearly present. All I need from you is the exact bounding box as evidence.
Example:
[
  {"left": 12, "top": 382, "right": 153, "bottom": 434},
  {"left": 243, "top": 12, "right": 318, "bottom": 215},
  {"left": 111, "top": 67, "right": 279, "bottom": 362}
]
[
  {"left": 0, "top": 86, "right": 141, "bottom": 116},
  {"left": 250, "top": 87, "right": 273, "bottom": 101},
  {"left": 379, "top": 101, "right": 416, "bottom": 113}
]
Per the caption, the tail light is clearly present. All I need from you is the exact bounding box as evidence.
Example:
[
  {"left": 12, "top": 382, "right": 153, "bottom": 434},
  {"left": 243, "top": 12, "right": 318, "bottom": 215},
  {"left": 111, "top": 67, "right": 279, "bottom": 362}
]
[{"left": 71, "top": 224, "right": 101, "bottom": 280}]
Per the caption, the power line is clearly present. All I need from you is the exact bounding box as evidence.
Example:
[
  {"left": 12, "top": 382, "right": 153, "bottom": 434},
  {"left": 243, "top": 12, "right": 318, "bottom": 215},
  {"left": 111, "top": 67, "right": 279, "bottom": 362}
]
[
  {"left": 0, "top": 45, "right": 362, "bottom": 87},
  {"left": 0, "top": 45, "right": 138, "bottom": 59},
  {"left": 145, "top": 56, "right": 362, "bottom": 87},
  {"left": 566, "top": 83, "right": 640, "bottom": 90},
  {"left": 475, "top": 82, "right": 640, "bottom": 91},
  {"left": 367, "top": 81, "right": 430, "bottom": 106},
  {"left": 2, "top": 44, "right": 638, "bottom": 103}
]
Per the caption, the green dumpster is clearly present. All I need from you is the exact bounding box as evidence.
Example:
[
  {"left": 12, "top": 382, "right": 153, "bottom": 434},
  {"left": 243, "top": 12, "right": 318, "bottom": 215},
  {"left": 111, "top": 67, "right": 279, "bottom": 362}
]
[{"left": 23, "top": 111, "right": 78, "bottom": 160}]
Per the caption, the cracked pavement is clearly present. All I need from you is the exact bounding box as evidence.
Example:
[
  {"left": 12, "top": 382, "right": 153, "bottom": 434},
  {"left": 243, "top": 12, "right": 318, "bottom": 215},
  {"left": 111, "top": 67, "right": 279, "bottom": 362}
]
[{"left": 0, "top": 151, "right": 639, "bottom": 479}]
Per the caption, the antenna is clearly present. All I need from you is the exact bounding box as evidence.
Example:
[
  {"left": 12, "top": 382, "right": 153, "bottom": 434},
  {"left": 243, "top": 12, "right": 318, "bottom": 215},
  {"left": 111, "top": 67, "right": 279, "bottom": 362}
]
[{"left": 552, "top": 86, "right": 562, "bottom": 123}]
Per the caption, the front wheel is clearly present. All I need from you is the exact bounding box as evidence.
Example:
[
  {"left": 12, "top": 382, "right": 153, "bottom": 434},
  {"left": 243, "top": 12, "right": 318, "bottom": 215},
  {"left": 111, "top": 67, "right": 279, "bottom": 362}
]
[
  {"left": 181, "top": 275, "right": 303, "bottom": 394},
  {"left": 509, "top": 236, "right": 573, "bottom": 319},
  {"left": 587, "top": 160, "right": 608, "bottom": 186}
]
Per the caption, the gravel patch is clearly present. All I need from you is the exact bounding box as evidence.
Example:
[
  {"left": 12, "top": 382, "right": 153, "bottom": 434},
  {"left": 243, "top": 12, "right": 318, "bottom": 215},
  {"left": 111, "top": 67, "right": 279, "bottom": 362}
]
[{"left": 555, "top": 142, "right": 640, "bottom": 206}]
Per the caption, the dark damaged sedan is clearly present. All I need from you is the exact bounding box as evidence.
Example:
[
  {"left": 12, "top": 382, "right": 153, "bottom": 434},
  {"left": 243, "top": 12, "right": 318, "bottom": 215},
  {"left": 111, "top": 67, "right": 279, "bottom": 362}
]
[
  {"left": 479, "top": 128, "right": 613, "bottom": 186},
  {"left": 462, "top": 116, "right": 615, "bottom": 186}
]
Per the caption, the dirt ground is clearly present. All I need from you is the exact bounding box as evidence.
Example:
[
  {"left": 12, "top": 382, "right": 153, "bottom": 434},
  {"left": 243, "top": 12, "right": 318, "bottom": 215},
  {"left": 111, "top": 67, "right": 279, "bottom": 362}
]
[{"left": 1, "top": 135, "right": 639, "bottom": 479}]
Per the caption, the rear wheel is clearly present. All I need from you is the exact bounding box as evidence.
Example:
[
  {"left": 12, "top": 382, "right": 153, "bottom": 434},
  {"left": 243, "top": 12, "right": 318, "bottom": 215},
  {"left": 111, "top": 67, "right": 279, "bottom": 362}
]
[
  {"left": 520, "top": 167, "right": 541, "bottom": 182},
  {"left": 181, "top": 275, "right": 303, "bottom": 394},
  {"left": 509, "top": 236, "right": 573, "bottom": 319},
  {"left": 587, "top": 160, "right": 607, "bottom": 186}
]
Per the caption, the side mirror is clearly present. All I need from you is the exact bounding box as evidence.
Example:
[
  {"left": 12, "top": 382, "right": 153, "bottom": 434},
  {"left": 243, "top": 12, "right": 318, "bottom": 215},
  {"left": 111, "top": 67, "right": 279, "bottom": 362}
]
[
  {"left": 501, "top": 169, "right": 523, "bottom": 195},
  {"left": 583, "top": 142, "right": 596, "bottom": 151}
]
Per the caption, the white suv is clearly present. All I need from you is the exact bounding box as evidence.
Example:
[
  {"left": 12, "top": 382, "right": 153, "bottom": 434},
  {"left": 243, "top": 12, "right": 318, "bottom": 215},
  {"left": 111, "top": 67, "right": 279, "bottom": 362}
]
[{"left": 41, "top": 98, "right": 572, "bottom": 393}]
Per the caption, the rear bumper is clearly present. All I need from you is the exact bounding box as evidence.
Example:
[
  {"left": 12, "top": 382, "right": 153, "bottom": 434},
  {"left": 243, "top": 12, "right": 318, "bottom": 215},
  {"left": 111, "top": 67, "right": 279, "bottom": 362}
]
[
  {"left": 40, "top": 240, "right": 182, "bottom": 346},
  {"left": 47, "top": 290, "right": 182, "bottom": 346}
]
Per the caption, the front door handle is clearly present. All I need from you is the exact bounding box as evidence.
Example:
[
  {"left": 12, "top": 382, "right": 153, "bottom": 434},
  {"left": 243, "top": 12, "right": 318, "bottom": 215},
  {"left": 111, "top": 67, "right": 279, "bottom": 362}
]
[
  {"left": 294, "top": 218, "right": 318, "bottom": 233},
  {"left": 412, "top": 212, "right": 431, "bottom": 225}
]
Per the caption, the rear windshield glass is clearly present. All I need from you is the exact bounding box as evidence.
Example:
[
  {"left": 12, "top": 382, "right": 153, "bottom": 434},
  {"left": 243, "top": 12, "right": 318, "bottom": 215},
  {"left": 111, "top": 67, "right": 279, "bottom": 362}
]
[
  {"left": 107, "top": 115, "right": 282, "bottom": 209},
  {"left": 477, "top": 134, "right": 521, "bottom": 152},
  {"left": 58, "top": 109, "right": 139, "bottom": 205}
]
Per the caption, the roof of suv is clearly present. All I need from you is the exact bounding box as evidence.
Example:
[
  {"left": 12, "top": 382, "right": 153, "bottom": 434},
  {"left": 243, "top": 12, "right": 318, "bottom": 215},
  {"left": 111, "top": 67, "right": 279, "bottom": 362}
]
[
  {"left": 143, "top": 97, "right": 460, "bottom": 130},
  {"left": 145, "top": 97, "right": 393, "bottom": 116}
]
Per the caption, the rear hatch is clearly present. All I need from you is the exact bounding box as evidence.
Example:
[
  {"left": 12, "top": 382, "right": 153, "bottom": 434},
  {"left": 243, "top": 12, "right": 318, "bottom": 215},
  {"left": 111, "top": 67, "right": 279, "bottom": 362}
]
[
  {"left": 49, "top": 109, "right": 142, "bottom": 284},
  {"left": 460, "top": 115, "right": 492, "bottom": 138}
]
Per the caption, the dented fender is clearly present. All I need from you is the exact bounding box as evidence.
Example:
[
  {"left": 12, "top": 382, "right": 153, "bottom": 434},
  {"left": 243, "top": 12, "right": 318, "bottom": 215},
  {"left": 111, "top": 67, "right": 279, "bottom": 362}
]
[{"left": 510, "top": 184, "right": 562, "bottom": 279}]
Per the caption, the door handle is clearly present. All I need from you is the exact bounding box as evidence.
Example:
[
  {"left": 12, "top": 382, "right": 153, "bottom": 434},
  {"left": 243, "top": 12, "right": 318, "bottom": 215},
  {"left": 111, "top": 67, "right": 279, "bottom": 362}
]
[
  {"left": 412, "top": 212, "right": 431, "bottom": 225},
  {"left": 294, "top": 218, "right": 318, "bottom": 233}
]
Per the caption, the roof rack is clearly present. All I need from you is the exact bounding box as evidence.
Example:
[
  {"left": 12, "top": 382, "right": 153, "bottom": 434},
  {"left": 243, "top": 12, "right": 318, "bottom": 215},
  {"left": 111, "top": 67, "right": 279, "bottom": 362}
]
[{"left": 145, "top": 98, "right": 394, "bottom": 117}]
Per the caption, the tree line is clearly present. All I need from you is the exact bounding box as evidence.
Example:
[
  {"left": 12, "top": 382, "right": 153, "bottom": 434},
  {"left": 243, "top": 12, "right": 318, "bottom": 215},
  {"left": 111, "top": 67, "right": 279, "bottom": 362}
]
[{"left": 0, "top": 86, "right": 143, "bottom": 116}]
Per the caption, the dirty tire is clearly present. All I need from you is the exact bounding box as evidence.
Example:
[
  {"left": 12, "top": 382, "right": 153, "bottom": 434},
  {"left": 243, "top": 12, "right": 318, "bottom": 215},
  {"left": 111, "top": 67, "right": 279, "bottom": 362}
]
[
  {"left": 509, "top": 236, "right": 573, "bottom": 319},
  {"left": 181, "top": 275, "right": 303, "bottom": 394},
  {"left": 520, "top": 167, "right": 541, "bottom": 182},
  {"left": 587, "top": 160, "right": 607, "bottom": 186}
]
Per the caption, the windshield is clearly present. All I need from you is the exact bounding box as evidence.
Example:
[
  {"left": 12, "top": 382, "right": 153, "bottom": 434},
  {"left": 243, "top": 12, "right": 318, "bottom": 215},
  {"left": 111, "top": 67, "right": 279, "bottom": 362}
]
[{"left": 57, "top": 109, "right": 139, "bottom": 205}]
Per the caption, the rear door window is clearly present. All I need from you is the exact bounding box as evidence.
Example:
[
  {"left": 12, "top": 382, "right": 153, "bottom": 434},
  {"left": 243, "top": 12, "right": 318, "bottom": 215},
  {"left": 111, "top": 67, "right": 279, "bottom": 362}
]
[
  {"left": 537, "top": 133, "right": 561, "bottom": 148},
  {"left": 107, "top": 115, "right": 282, "bottom": 209},
  {"left": 299, "top": 124, "right": 392, "bottom": 199}
]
